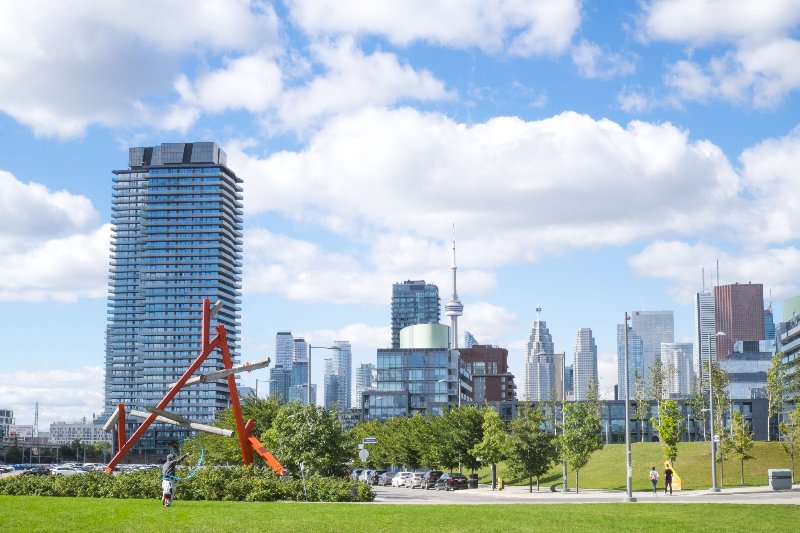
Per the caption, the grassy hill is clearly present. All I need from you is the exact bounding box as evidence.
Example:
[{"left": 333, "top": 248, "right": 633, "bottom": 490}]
[{"left": 476, "top": 441, "right": 795, "bottom": 491}]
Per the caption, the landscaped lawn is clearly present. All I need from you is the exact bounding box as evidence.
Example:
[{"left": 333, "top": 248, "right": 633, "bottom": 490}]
[
  {"left": 477, "top": 441, "right": 795, "bottom": 491},
  {"left": 1, "top": 496, "right": 798, "bottom": 532}
]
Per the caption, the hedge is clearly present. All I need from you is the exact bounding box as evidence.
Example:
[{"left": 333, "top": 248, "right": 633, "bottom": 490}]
[{"left": 0, "top": 467, "right": 374, "bottom": 502}]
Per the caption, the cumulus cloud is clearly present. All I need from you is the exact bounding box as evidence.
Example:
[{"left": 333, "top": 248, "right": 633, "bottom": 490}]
[
  {"left": 571, "top": 39, "right": 637, "bottom": 79},
  {"left": 0, "top": 367, "right": 105, "bottom": 428},
  {"left": 287, "top": 0, "right": 582, "bottom": 56},
  {"left": 640, "top": 0, "right": 800, "bottom": 107},
  {"left": 458, "top": 302, "right": 522, "bottom": 345},
  {"left": 627, "top": 241, "right": 800, "bottom": 303},
  {"left": 0, "top": 171, "right": 99, "bottom": 249},
  {"left": 0, "top": 0, "right": 279, "bottom": 137},
  {"left": 231, "top": 108, "right": 741, "bottom": 266},
  {"left": 297, "top": 323, "right": 391, "bottom": 349},
  {"left": 0, "top": 225, "right": 111, "bottom": 302}
]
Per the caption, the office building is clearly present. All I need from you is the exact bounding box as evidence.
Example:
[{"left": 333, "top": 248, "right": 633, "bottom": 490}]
[
  {"left": 719, "top": 341, "right": 771, "bottom": 400},
  {"left": 617, "top": 323, "right": 644, "bottom": 400},
  {"left": 0, "top": 409, "right": 14, "bottom": 439},
  {"left": 661, "top": 342, "right": 694, "bottom": 397},
  {"left": 714, "top": 283, "right": 765, "bottom": 360},
  {"left": 524, "top": 307, "right": 556, "bottom": 401},
  {"left": 275, "top": 331, "right": 294, "bottom": 369},
  {"left": 776, "top": 311, "right": 800, "bottom": 402},
  {"left": 355, "top": 363, "right": 376, "bottom": 407},
  {"left": 764, "top": 307, "right": 775, "bottom": 345},
  {"left": 293, "top": 337, "right": 308, "bottom": 362},
  {"left": 565, "top": 365, "right": 574, "bottom": 399},
  {"left": 269, "top": 365, "right": 292, "bottom": 402},
  {"left": 291, "top": 358, "right": 309, "bottom": 389},
  {"left": 363, "top": 324, "right": 472, "bottom": 420},
  {"left": 630, "top": 310, "right": 674, "bottom": 382},
  {"left": 464, "top": 331, "right": 479, "bottom": 348},
  {"left": 333, "top": 341, "right": 352, "bottom": 410},
  {"left": 391, "top": 280, "right": 440, "bottom": 348},
  {"left": 288, "top": 384, "right": 316, "bottom": 405},
  {"left": 105, "top": 142, "right": 242, "bottom": 456},
  {"left": 459, "top": 345, "right": 516, "bottom": 404},
  {"left": 573, "top": 328, "right": 598, "bottom": 401},
  {"left": 49, "top": 421, "right": 112, "bottom": 446},
  {"left": 695, "top": 291, "right": 717, "bottom": 389}
]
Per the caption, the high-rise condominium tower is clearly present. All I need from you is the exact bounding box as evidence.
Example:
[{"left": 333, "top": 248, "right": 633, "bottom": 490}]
[
  {"left": 524, "top": 307, "right": 556, "bottom": 401},
  {"left": 275, "top": 331, "right": 294, "bottom": 368},
  {"left": 355, "top": 363, "right": 376, "bottom": 408},
  {"left": 661, "top": 342, "right": 694, "bottom": 397},
  {"left": 617, "top": 324, "right": 644, "bottom": 400},
  {"left": 573, "top": 328, "right": 598, "bottom": 401},
  {"left": 104, "top": 142, "right": 242, "bottom": 454},
  {"left": 714, "top": 283, "right": 765, "bottom": 360},
  {"left": 391, "top": 280, "right": 440, "bottom": 348}
]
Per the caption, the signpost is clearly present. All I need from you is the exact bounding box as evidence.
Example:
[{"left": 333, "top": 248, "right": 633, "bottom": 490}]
[
  {"left": 358, "top": 448, "right": 369, "bottom": 462},
  {"left": 363, "top": 437, "right": 377, "bottom": 444}
]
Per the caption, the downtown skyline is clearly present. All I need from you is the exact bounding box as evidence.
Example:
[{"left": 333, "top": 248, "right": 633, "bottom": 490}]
[{"left": 1, "top": 1, "right": 799, "bottom": 429}]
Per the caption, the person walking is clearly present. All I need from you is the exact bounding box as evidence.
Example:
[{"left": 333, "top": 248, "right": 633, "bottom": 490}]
[
  {"left": 649, "top": 466, "right": 659, "bottom": 495},
  {"left": 664, "top": 464, "right": 674, "bottom": 495}
]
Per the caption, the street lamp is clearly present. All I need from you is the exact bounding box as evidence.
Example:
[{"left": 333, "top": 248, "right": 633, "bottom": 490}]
[
  {"left": 705, "top": 331, "right": 725, "bottom": 493},
  {"left": 537, "top": 351, "right": 567, "bottom": 492},
  {"left": 308, "top": 345, "right": 341, "bottom": 406},
  {"left": 622, "top": 313, "right": 636, "bottom": 502}
]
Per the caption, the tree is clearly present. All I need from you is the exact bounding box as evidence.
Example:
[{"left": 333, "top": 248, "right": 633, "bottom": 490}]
[
  {"left": 711, "top": 363, "right": 730, "bottom": 444},
  {"left": 766, "top": 351, "right": 785, "bottom": 441},
  {"left": 685, "top": 380, "right": 707, "bottom": 442},
  {"left": 264, "top": 402, "right": 353, "bottom": 477},
  {"left": 780, "top": 403, "right": 800, "bottom": 483},
  {"left": 430, "top": 405, "right": 484, "bottom": 473},
  {"left": 560, "top": 402, "right": 603, "bottom": 493},
  {"left": 470, "top": 408, "right": 508, "bottom": 490},
  {"left": 506, "top": 405, "right": 558, "bottom": 492},
  {"left": 633, "top": 371, "right": 650, "bottom": 443},
  {"left": 724, "top": 410, "right": 754, "bottom": 486},
  {"left": 652, "top": 400, "right": 684, "bottom": 464}
]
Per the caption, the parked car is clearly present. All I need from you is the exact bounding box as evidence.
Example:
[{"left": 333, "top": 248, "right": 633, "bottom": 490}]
[
  {"left": 404, "top": 471, "right": 424, "bottom": 489},
  {"left": 377, "top": 472, "right": 393, "bottom": 486},
  {"left": 436, "top": 472, "right": 469, "bottom": 491},
  {"left": 391, "top": 471, "right": 412, "bottom": 487},
  {"left": 368, "top": 470, "right": 387, "bottom": 485},
  {"left": 351, "top": 468, "right": 363, "bottom": 481},
  {"left": 359, "top": 469, "right": 374, "bottom": 483},
  {"left": 0, "top": 463, "right": 13, "bottom": 473},
  {"left": 21, "top": 466, "right": 51, "bottom": 476},
  {"left": 51, "top": 466, "right": 83, "bottom": 476},
  {"left": 421, "top": 470, "right": 443, "bottom": 489}
]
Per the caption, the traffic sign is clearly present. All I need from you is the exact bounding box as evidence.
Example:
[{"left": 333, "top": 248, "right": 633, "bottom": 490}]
[
  {"left": 358, "top": 448, "right": 369, "bottom": 462},
  {"left": 363, "top": 437, "right": 377, "bottom": 444}
]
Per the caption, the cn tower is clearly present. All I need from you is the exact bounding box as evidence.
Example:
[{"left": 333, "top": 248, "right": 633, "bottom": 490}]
[{"left": 445, "top": 225, "right": 464, "bottom": 349}]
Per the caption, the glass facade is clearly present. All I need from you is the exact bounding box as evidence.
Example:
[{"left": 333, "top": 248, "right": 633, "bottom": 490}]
[
  {"left": 104, "top": 142, "right": 242, "bottom": 456},
  {"left": 391, "top": 280, "right": 440, "bottom": 348},
  {"left": 617, "top": 324, "right": 644, "bottom": 400}
]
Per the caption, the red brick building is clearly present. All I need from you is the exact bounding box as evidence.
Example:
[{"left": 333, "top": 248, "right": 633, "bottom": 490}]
[{"left": 458, "top": 345, "right": 516, "bottom": 403}]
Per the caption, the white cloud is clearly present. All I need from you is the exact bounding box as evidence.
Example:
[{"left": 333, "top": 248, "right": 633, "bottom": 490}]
[
  {"left": 0, "top": 225, "right": 110, "bottom": 302},
  {"left": 459, "top": 302, "right": 521, "bottom": 345},
  {"left": 176, "top": 52, "right": 284, "bottom": 113},
  {"left": 627, "top": 241, "right": 800, "bottom": 303},
  {"left": 0, "top": 0, "right": 279, "bottom": 137},
  {"left": 640, "top": 0, "right": 800, "bottom": 108},
  {"left": 297, "top": 323, "right": 391, "bottom": 349},
  {"left": 571, "top": 39, "right": 637, "bottom": 79},
  {"left": 0, "top": 171, "right": 99, "bottom": 249},
  {"left": 230, "top": 108, "right": 741, "bottom": 265},
  {"left": 287, "top": 0, "right": 582, "bottom": 56},
  {"left": 276, "top": 38, "right": 453, "bottom": 132},
  {"left": 0, "top": 367, "right": 105, "bottom": 429},
  {"left": 617, "top": 88, "right": 651, "bottom": 113}
]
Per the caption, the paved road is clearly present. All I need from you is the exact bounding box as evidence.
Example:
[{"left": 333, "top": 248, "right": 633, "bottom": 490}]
[{"left": 372, "top": 483, "right": 800, "bottom": 505}]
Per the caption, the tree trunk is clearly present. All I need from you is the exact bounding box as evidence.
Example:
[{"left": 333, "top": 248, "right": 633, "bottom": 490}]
[
  {"left": 740, "top": 459, "right": 744, "bottom": 486},
  {"left": 641, "top": 420, "right": 645, "bottom": 443},
  {"left": 536, "top": 476, "right": 540, "bottom": 491},
  {"left": 491, "top": 463, "right": 496, "bottom": 491},
  {"left": 575, "top": 470, "right": 580, "bottom": 494},
  {"left": 529, "top": 476, "right": 533, "bottom": 493}
]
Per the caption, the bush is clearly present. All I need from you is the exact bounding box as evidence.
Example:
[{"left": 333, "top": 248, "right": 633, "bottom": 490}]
[{"left": 0, "top": 467, "right": 373, "bottom": 502}]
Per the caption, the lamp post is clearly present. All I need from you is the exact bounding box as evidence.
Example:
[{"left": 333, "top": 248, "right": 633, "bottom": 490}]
[
  {"left": 536, "top": 351, "right": 567, "bottom": 492},
  {"left": 308, "top": 345, "right": 341, "bottom": 406},
  {"left": 705, "top": 331, "right": 725, "bottom": 492},
  {"left": 622, "top": 312, "right": 636, "bottom": 502}
]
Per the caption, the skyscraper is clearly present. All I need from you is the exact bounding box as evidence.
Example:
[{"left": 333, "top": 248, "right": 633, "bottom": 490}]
[
  {"left": 390, "top": 280, "right": 440, "bottom": 348},
  {"left": 333, "top": 340, "right": 352, "bottom": 410},
  {"left": 661, "top": 342, "right": 694, "bottom": 397},
  {"left": 355, "top": 363, "right": 376, "bottom": 408},
  {"left": 323, "top": 358, "right": 346, "bottom": 411},
  {"left": 695, "top": 291, "right": 717, "bottom": 389},
  {"left": 630, "top": 310, "right": 674, "bottom": 383},
  {"left": 293, "top": 337, "right": 308, "bottom": 362},
  {"left": 275, "top": 331, "right": 294, "bottom": 368},
  {"left": 104, "top": 142, "right": 242, "bottom": 454},
  {"left": 617, "top": 324, "right": 644, "bottom": 400},
  {"left": 464, "top": 331, "right": 479, "bottom": 348},
  {"left": 524, "top": 307, "right": 556, "bottom": 401},
  {"left": 714, "top": 283, "right": 765, "bottom": 359},
  {"left": 573, "top": 328, "right": 598, "bottom": 401},
  {"left": 445, "top": 229, "right": 464, "bottom": 349}
]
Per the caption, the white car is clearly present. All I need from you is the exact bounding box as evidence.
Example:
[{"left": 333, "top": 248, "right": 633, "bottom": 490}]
[
  {"left": 51, "top": 466, "right": 82, "bottom": 476},
  {"left": 391, "top": 471, "right": 412, "bottom": 487}
]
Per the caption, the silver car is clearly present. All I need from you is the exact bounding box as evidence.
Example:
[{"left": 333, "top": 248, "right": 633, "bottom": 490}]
[
  {"left": 391, "top": 471, "right": 412, "bottom": 487},
  {"left": 404, "top": 471, "right": 424, "bottom": 489}
]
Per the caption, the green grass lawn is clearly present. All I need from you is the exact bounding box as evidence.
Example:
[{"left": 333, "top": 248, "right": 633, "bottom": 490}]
[
  {"left": 478, "top": 441, "right": 795, "bottom": 491},
  {"left": 0, "top": 496, "right": 797, "bottom": 533}
]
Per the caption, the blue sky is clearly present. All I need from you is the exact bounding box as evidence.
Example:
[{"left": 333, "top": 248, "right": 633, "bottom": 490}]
[{"left": 1, "top": 0, "right": 799, "bottom": 429}]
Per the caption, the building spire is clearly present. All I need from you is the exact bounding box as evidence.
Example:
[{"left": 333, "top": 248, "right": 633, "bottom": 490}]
[{"left": 445, "top": 224, "right": 464, "bottom": 349}]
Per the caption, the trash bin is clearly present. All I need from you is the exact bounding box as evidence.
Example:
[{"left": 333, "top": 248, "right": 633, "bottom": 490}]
[
  {"left": 768, "top": 469, "right": 792, "bottom": 491},
  {"left": 498, "top": 478, "right": 504, "bottom": 491},
  {"left": 469, "top": 474, "right": 478, "bottom": 489}
]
